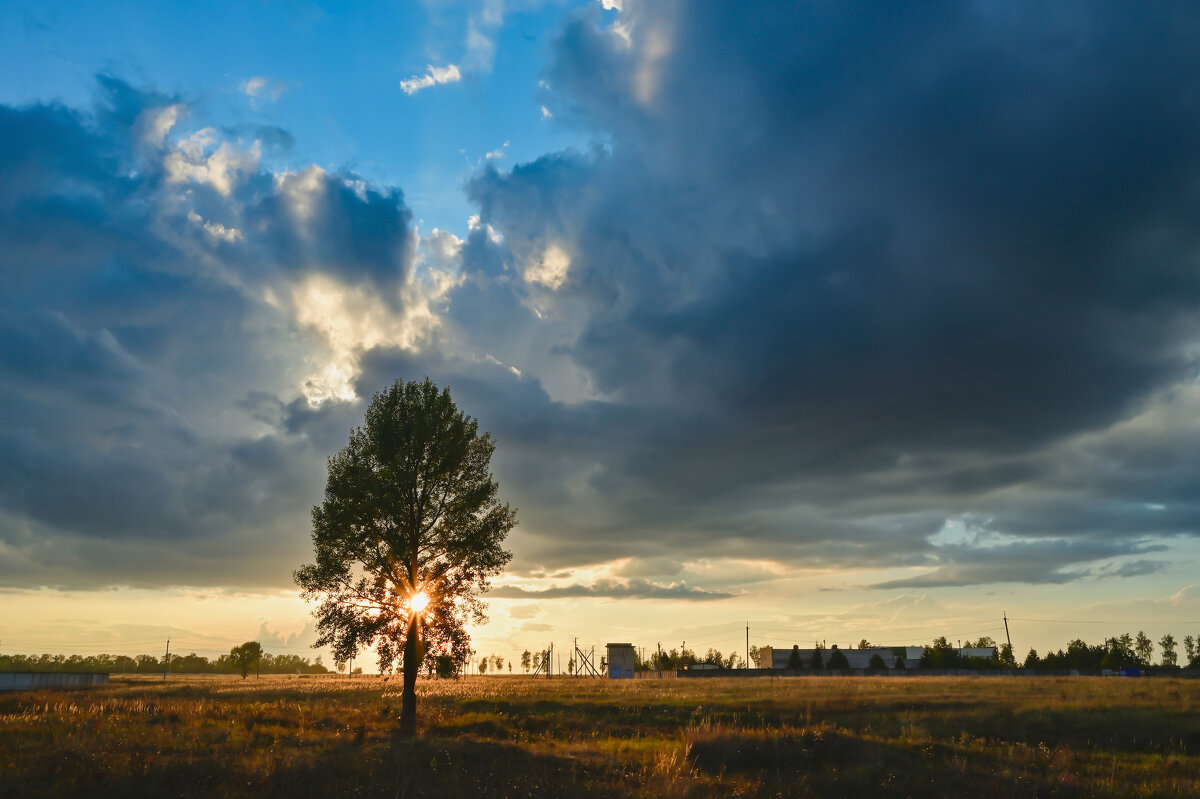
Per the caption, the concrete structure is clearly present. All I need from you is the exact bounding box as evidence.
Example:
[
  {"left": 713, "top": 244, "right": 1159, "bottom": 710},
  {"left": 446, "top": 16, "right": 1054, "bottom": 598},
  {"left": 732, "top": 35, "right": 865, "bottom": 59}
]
[
  {"left": 606, "top": 643, "right": 637, "bottom": 679},
  {"left": 958, "top": 648, "right": 998, "bottom": 660},
  {"left": 0, "top": 672, "right": 110, "bottom": 691}
]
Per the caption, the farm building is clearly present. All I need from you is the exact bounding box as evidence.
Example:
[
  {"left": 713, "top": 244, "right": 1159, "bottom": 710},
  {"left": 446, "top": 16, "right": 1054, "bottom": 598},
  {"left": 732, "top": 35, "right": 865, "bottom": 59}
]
[
  {"left": 606, "top": 643, "right": 636, "bottom": 679},
  {"left": 756, "top": 645, "right": 999, "bottom": 670},
  {"left": 758, "top": 645, "right": 924, "bottom": 670},
  {"left": 755, "top": 644, "right": 1000, "bottom": 670}
]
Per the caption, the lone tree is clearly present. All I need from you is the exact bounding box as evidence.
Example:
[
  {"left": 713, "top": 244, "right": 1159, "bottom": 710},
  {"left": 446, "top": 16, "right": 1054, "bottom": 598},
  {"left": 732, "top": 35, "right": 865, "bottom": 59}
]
[
  {"left": 230, "top": 641, "right": 263, "bottom": 679},
  {"left": 295, "top": 378, "right": 516, "bottom": 735}
]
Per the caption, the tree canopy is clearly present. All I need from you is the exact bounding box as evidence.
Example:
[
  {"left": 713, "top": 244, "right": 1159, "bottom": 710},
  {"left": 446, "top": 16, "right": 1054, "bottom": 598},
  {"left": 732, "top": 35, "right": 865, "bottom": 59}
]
[
  {"left": 229, "top": 641, "right": 263, "bottom": 679},
  {"left": 295, "top": 378, "right": 515, "bottom": 734}
]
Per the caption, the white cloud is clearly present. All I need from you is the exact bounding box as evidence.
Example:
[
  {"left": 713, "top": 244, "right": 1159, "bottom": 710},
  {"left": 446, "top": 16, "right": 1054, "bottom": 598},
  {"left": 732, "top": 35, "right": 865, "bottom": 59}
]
[
  {"left": 419, "top": 227, "right": 464, "bottom": 272},
  {"left": 163, "top": 129, "right": 260, "bottom": 197},
  {"left": 291, "top": 273, "right": 445, "bottom": 405},
  {"left": 541, "top": 105, "right": 553, "bottom": 119},
  {"left": 187, "top": 210, "right": 243, "bottom": 243},
  {"left": 400, "top": 64, "right": 462, "bottom": 95},
  {"left": 274, "top": 165, "right": 328, "bottom": 228},
  {"left": 135, "top": 104, "right": 185, "bottom": 145},
  {"left": 239, "top": 76, "right": 289, "bottom": 103},
  {"left": 468, "top": 214, "right": 503, "bottom": 244},
  {"left": 465, "top": 0, "right": 505, "bottom": 70},
  {"left": 525, "top": 242, "right": 571, "bottom": 290}
]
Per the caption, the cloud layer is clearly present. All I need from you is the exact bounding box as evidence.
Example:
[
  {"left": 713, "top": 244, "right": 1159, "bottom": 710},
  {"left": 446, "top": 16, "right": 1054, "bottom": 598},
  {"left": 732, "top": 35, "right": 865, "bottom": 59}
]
[{"left": 4, "top": 1, "right": 1200, "bottom": 595}]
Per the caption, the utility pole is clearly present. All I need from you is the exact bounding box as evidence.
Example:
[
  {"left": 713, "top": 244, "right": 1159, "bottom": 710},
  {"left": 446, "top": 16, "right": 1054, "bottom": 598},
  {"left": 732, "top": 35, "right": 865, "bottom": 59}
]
[
  {"left": 163, "top": 638, "right": 170, "bottom": 682},
  {"left": 1003, "top": 611, "right": 1013, "bottom": 661}
]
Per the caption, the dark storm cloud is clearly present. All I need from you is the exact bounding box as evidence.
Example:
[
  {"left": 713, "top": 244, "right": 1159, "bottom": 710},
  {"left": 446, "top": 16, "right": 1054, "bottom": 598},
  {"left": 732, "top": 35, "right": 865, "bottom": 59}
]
[
  {"left": 869, "top": 538, "right": 1168, "bottom": 590},
  {"left": 445, "top": 0, "right": 1200, "bottom": 582},
  {"left": 489, "top": 578, "right": 732, "bottom": 601},
  {"left": 6, "top": 1, "right": 1200, "bottom": 595},
  {"left": 0, "top": 77, "right": 419, "bottom": 588}
]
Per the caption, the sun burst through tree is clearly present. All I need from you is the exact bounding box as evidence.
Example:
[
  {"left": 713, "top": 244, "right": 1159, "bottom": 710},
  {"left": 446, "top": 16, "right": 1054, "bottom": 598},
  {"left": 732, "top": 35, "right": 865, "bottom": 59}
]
[{"left": 294, "top": 378, "right": 515, "bottom": 735}]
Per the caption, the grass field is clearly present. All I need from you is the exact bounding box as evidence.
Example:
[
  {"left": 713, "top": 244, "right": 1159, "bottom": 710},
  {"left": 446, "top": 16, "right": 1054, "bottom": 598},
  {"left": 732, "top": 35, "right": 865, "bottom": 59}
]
[{"left": 2, "top": 674, "right": 1199, "bottom": 797}]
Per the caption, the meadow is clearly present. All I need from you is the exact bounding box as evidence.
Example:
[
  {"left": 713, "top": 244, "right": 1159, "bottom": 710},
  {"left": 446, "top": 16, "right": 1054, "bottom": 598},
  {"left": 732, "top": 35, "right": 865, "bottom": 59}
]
[{"left": 2, "top": 674, "right": 1198, "bottom": 798}]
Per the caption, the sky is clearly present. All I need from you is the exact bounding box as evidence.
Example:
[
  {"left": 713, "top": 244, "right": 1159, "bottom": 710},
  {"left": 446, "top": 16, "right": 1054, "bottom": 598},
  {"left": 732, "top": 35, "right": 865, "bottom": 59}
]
[{"left": 3, "top": 0, "right": 1200, "bottom": 671}]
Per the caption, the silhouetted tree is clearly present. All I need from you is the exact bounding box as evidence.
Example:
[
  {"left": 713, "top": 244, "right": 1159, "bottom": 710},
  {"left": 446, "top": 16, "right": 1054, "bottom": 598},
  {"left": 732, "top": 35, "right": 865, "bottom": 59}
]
[
  {"left": 788, "top": 645, "right": 803, "bottom": 670},
  {"left": 295, "top": 378, "right": 516, "bottom": 736},
  {"left": 827, "top": 646, "right": 849, "bottom": 670},
  {"left": 230, "top": 642, "right": 263, "bottom": 679},
  {"left": 1134, "top": 631, "right": 1154, "bottom": 666},
  {"left": 1160, "top": 634, "right": 1178, "bottom": 668},
  {"left": 869, "top": 654, "right": 887, "bottom": 671}
]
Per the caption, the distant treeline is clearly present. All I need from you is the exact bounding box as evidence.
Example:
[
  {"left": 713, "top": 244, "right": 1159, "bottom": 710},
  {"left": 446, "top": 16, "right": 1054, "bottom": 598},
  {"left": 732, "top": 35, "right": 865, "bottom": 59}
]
[
  {"left": 1022, "top": 632, "right": 1199, "bottom": 672},
  {"left": 0, "top": 651, "right": 330, "bottom": 675},
  {"left": 919, "top": 633, "right": 1197, "bottom": 672},
  {"left": 517, "top": 632, "right": 1200, "bottom": 675}
]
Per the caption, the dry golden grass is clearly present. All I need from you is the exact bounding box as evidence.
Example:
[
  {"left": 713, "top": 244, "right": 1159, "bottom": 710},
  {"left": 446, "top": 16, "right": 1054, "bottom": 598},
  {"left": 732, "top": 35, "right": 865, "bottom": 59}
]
[{"left": 2, "top": 674, "right": 1198, "bottom": 797}]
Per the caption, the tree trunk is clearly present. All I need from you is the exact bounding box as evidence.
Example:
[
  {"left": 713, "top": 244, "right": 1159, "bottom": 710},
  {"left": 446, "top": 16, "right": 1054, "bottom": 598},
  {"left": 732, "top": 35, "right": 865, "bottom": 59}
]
[{"left": 399, "top": 615, "right": 419, "bottom": 736}]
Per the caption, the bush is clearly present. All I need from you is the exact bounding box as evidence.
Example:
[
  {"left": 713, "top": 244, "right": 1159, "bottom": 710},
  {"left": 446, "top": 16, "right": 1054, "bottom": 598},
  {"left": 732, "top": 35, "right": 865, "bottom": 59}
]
[{"left": 869, "top": 654, "right": 887, "bottom": 671}]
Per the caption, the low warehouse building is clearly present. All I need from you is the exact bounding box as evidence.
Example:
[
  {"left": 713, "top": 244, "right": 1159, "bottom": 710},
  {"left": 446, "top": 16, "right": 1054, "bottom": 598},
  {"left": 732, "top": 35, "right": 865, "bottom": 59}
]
[{"left": 758, "top": 646, "right": 928, "bottom": 670}]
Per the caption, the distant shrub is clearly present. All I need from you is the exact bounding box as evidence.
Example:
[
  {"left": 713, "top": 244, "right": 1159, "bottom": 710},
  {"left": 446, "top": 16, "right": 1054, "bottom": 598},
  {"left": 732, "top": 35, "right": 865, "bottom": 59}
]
[
  {"left": 828, "top": 648, "right": 849, "bottom": 670},
  {"left": 869, "top": 654, "right": 887, "bottom": 671},
  {"left": 787, "top": 646, "right": 803, "bottom": 670}
]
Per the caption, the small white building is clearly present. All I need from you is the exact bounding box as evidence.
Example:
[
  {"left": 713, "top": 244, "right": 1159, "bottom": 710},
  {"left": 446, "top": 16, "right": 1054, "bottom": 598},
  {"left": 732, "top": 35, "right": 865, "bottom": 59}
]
[{"left": 606, "top": 643, "right": 637, "bottom": 679}]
